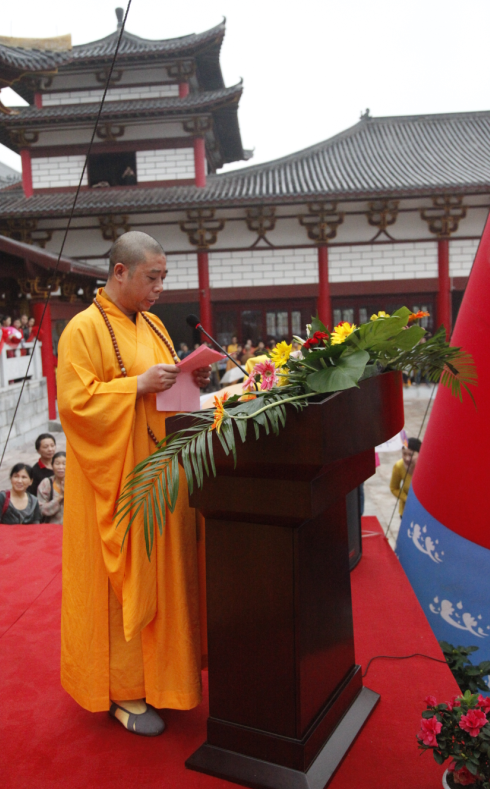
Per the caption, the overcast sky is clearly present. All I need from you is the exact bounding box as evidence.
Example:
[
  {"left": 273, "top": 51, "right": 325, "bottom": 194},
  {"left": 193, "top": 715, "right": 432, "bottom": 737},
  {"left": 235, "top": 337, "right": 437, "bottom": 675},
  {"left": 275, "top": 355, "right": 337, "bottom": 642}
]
[{"left": 1, "top": 0, "right": 489, "bottom": 174}]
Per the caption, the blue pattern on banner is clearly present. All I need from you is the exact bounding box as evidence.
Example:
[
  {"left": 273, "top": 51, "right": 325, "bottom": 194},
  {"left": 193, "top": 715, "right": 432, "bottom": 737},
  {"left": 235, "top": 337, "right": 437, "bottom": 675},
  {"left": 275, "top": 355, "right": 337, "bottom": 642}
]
[{"left": 396, "top": 487, "right": 490, "bottom": 693}]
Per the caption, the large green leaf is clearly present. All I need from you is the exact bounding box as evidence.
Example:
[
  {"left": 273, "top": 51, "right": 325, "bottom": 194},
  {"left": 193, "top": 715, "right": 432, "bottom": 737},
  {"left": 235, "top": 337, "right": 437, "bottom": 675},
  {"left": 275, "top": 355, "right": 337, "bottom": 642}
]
[
  {"left": 391, "top": 306, "right": 412, "bottom": 323},
  {"left": 354, "top": 315, "right": 406, "bottom": 349},
  {"left": 393, "top": 325, "right": 426, "bottom": 350},
  {"left": 310, "top": 316, "right": 329, "bottom": 334},
  {"left": 306, "top": 349, "right": 369, "bottom": 393}
]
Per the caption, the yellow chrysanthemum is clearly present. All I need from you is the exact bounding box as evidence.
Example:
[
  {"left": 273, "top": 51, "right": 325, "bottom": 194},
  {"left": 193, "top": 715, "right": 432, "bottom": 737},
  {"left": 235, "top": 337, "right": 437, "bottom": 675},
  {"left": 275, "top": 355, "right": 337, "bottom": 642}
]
[
  {"left": 210, "top": 392, "right": 229, "bottom": 433},
  {"left": 330, "top": 322, "right": 357, "bottom": 345},
  {"left": 276, "top": 370, "right": 290, "bottom": 387},
  {"left": 370, "top": 311, "right": 390, "bottom": 321},
  {"left": 269, "top": 340, "right": 292, "bottom": 368}
]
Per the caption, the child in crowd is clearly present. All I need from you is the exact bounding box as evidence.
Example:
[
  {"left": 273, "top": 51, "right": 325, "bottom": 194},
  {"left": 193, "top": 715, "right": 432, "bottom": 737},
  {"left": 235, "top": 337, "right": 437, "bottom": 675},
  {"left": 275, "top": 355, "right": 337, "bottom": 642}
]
[
  {"left": 390, "top": 437, "right": 422, "bottom": 516},
  {"left": 28, "top": 433, "right": 56, "bottom": 495},
  {"left": 38, "top": 451, "right": 65, "bottom": 524},
  {"left": 0, "top": 463, "right": 41, "bottom": 524}
]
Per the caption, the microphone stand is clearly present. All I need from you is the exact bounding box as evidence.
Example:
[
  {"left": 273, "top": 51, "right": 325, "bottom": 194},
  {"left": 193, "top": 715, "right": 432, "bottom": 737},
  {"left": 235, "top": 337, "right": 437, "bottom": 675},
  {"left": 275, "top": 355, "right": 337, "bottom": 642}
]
[
  {"left": 191, "top": 320, "right": 259, "bottom": 392},
  {"left": 195, "top": 323, "right": 248, "bottom": 377}
]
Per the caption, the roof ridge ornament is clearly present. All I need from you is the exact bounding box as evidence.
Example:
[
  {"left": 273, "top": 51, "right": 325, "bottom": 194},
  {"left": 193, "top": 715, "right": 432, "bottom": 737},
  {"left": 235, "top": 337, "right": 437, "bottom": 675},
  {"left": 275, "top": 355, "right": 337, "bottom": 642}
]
[
  {"left": 360, "top": 108, "right": 371, "bottom": 121},
  {"left": 115, "top": 8, "right": 125, "bottom": 29}
]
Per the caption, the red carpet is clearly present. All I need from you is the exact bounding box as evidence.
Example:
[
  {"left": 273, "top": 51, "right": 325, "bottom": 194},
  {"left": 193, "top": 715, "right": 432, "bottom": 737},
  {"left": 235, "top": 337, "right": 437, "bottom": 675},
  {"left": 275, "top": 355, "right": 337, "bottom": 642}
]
[{"left": 1, "top": 518, "right": 459, "bottom": 789}]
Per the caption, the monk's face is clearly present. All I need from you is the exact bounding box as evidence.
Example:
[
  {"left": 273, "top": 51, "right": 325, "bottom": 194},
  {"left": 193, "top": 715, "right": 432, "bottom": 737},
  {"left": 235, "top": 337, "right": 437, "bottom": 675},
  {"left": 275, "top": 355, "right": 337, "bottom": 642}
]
[{"left": 116, "top": 252, "right": 167, "bottom": 313}]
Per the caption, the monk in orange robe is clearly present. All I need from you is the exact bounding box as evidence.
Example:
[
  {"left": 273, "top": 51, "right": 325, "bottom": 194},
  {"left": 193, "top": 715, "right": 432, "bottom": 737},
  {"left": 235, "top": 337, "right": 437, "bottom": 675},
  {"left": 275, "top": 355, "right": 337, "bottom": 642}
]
[{"left": 57, "top": 231, "right": 210, "bottom": 735}]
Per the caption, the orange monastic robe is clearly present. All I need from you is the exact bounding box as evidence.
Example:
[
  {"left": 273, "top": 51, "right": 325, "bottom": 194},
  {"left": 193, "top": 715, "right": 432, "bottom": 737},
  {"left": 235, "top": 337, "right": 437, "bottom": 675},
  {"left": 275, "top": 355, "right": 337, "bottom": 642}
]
[{"left": 58, "top": 289, "right": 204, "bottom": 712}]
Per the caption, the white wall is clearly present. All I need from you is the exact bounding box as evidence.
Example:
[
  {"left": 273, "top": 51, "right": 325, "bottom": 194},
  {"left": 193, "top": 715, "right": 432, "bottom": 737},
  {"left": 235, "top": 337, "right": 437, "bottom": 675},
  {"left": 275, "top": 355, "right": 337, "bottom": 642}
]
[
  {"left": 32, "top": 155, "right": 88, "bottom": 189},
  {"left": 449, "top": 239, "right": 479, "bottom": 277},
  {"left": 206, "top": 243, "right": 440, "bottom": 288},
  {"left": 42, "top": 84, "right": 179, "bottom": 105},
  {"left": 209, "top": 249, "right": 318, "bottom": 287},
  {"left": 328, "top": 242, "right": 438, "bottom": 282},
  {"left": 164, "top": 253, "right": 199, "bottom": 289},
  {"left": 136, "top": 148, "right": 194, "bottom": 181}
]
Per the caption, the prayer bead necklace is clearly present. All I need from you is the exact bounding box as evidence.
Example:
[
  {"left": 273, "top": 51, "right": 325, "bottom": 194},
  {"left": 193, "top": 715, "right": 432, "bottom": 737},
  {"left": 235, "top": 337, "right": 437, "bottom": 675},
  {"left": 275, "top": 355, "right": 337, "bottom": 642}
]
[{"left": 93, "top": 297, "right": 179, "bottom": 446}]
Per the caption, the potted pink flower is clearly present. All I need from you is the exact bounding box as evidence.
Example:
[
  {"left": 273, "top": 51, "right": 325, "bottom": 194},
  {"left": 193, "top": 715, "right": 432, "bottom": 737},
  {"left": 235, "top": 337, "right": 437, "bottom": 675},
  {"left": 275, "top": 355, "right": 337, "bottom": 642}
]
[{"left": 417, "top": 690, "right": 490, "bottom": 787}]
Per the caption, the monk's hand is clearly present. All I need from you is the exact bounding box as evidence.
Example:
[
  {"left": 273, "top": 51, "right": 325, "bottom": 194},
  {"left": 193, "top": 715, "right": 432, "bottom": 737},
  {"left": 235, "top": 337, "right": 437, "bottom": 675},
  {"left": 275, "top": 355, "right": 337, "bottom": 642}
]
[
  {"left": 137, "top": 364, "right": 180, "bottom": 397},
  {"left": 193, "top": 365, "right": 212, "bottom": 389}
]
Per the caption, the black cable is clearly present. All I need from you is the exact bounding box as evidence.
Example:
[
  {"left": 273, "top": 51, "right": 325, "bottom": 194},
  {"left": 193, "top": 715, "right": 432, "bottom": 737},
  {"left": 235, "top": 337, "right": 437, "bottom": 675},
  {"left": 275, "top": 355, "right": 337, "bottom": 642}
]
[
  {"left": 0, "top": 0, "right": 133, "bottom": 471},
  {"left": 384, "top": 381, "right": 437, "bottom": 539},
  {"left": 363, "top": 652, "right": 447, "bottom": 679}
]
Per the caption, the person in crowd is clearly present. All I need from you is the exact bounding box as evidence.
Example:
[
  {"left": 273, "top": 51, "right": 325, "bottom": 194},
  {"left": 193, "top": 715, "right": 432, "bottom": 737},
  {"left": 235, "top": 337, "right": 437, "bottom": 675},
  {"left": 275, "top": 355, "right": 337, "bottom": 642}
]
[
  {"left": 13, "top": 318, "right": 22, "bottom": 331},
  {"left": 390, "top": 437, "right": 422, "bottom": 516},
  {"left": 2, "top": 315, "right": 11, "bottom": 327},
  {"left": 28, "top": 433, "right": 56, "bottom": 495},
  {"left": 38, "top": 451, "right": 66, "bottom": 524},
  {"left": 255, "top": 340, "right": 266, "bottom": 355},
  {"left": 20, "top": 314, "right": 30, "bottom": 340},
  {"left": 225, "top": 343, "right": 243, "bottom": 371},
  {"left": 227, "top": 335, "right": 238, "bottom": 354},
  {"left": 27, "top": 317, "right": 37, "bottom": 341},
  {"left": 0, "top": 463, "right": 41, "bottom": 524},
  {"left": 121, "top": 166, "right": 137, "bottom": 186},
  {"left": 178, "top": 343, "right": 190, "bottom": 360},
  {"left": 241, "top": 340, "right": 255, "bottom": 365}
]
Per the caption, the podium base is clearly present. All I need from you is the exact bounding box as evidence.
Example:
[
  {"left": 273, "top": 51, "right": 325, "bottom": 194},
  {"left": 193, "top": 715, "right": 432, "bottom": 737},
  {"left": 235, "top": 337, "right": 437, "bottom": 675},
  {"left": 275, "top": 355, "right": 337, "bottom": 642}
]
[{"left": 185, "top": 687, "right": 379, "bottom": 789}]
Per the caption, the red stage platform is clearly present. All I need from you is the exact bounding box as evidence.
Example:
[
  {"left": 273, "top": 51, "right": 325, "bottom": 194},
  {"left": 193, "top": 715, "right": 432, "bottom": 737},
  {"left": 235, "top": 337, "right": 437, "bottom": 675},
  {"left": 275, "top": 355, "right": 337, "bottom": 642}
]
[{"left": 1, "top": 518, "right": 458, "bottom": 789}]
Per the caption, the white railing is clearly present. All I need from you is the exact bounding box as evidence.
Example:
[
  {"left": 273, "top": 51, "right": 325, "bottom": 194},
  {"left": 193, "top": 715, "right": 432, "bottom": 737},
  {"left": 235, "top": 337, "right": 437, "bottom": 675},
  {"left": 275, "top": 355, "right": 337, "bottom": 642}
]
[{"left": 0, "top": 342, "right": 43, "bottom": 388}]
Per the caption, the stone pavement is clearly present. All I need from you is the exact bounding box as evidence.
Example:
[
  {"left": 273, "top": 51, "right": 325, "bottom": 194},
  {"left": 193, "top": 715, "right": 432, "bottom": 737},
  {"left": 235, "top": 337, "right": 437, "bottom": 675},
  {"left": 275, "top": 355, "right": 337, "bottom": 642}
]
[{"left": 0, "top": 384, "right": 436, "bottom": 547}]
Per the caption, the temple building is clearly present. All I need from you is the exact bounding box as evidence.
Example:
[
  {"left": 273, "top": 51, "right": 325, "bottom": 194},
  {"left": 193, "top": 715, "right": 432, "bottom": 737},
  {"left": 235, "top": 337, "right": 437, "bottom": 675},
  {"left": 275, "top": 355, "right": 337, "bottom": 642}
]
[{"left": 0, "top": 11, "right": 489, "bottom": 353}]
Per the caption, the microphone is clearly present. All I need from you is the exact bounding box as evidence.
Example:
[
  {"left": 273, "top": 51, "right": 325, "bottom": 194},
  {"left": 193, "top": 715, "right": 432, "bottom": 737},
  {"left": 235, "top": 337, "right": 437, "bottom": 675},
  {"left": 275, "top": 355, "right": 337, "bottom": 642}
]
[{"left": 186, "top": 314, "right": 249, "bottom": 379}]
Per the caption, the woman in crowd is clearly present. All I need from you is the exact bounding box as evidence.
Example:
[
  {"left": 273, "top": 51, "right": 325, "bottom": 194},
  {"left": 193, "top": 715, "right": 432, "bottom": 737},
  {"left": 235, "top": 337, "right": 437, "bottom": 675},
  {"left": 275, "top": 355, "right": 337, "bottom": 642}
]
[
  {"left": 28, "top": 433, "right": 56, "bottom": 495},
  {"left": 0, "top": 463, "right": 41, "bottom": 524},
  {"left": 38, "top": 451, "right": 65, "bottom": 524}
]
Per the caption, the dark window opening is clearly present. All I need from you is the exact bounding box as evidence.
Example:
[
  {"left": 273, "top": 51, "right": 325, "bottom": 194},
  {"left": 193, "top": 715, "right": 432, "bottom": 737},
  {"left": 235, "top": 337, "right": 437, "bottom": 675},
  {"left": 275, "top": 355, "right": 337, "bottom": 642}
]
[{"left": 88, "top": 151, "right": 137, "bottom": 188}]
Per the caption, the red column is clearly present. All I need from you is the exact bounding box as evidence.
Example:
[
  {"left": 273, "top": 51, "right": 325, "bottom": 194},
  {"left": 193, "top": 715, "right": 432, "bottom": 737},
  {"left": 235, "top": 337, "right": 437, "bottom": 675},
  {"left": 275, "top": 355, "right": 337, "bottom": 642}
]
[
  {"left": 194, "top": 137, "right": 206, "bottom": 188},
  {"left": 20, "top": 149, "right": 33, "bottom": 198},
  {"left": 31, "top": 301, "right": 57, "bottom": 420},
  {"left": 179, "top": 82, "right": 189, "bottom": 98},
  {"left": 317, "top": 245, "right": 332, "bottom": 329},
  {"left": 437, "top": 238, "right": 451, "bottom": 338},
  {"left": 34, "top": 92, "right": 43, "bottom": 108},
  {"left": 197, "top": 251, "right": 213, "bottom": 338}
]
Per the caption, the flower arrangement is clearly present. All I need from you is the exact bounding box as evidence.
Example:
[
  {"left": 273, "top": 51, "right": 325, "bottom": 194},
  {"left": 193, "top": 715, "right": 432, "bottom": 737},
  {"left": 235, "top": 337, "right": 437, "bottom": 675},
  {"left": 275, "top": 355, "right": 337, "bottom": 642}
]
[
  {"left": 418, "top": 691, "right": 490, "bottom": 787},
  {"left": 117, "top": 307, "right": 476, "bottom": 558}
]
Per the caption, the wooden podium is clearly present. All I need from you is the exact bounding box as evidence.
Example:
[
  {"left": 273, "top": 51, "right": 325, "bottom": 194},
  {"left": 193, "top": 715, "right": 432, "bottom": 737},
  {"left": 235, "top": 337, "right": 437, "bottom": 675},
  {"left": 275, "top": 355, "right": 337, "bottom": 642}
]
[{"left": 166, "top": 371, "right": 404, "bottom": 789}]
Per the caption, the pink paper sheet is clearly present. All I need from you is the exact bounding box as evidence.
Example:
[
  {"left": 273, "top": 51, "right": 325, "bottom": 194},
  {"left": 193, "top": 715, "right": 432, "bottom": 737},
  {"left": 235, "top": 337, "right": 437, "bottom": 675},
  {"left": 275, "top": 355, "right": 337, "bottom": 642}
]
[{"left": 156, "top": 343, "right": 226, "bottom": 412}]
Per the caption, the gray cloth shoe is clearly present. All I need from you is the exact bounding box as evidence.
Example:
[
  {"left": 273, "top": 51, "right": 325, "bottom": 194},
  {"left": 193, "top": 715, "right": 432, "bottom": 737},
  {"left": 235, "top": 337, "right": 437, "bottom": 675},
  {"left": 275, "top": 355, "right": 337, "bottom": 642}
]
[{"left": 109, "top": 702, "right": 165, "bottom": 736}]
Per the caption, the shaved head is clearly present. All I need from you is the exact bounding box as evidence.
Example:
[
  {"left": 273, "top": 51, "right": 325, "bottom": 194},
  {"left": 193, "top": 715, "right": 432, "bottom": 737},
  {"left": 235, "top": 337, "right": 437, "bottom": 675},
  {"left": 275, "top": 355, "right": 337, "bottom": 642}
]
[{"left": 108, "top": 231, "right": 165, "bottom": 278}]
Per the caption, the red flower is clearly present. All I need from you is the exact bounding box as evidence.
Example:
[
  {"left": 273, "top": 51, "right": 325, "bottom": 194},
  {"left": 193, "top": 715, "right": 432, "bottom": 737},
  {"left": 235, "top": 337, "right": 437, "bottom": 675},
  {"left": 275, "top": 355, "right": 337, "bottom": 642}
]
[
  {"left": 459, "top": 709, "right": 488, "bottom": 737},
  {"left": 424, "top": 695, "right": 437, "bottom": 707},
  {"left": 303, "top": 331, "right": 329, "bottom": 351},
  {"left": 447, "top": 695, "right": 462, "bottom": 711},
  {"left": 418, "top": 716, "right": 442, "bottom": 746},
  {"left": 448, "top": 762, "right": 478, "bottom": 785},
  {"left": 477, "top": 695, "right": 490, "bottom": 714}
]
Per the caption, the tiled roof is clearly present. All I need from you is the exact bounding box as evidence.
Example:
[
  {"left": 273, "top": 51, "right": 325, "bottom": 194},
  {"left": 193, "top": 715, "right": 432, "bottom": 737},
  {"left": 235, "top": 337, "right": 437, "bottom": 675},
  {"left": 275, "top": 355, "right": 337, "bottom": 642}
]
[
  {"left": 208, "top": 111, "right": 490, "bottom": 200},
  {"left": 69, "top": 22, "right": 225, "bottom": 64},
  {"left": 0, "top": 22, "right": 225, "bottom": 72},
  {"left": 1, "top": 111, "right": 489, "bottom": 218},
  {"left": 1, "top": 85, "right": 242, "bottom": 127},
  {"left": 0, "top": 161, "right": 21, "bottom": 188},
  {"left": 0, "top": 43, "right": 70, "bottom": 75},
  {"left": 0, "top": 85, "right": 246, "bottom": 165}
]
